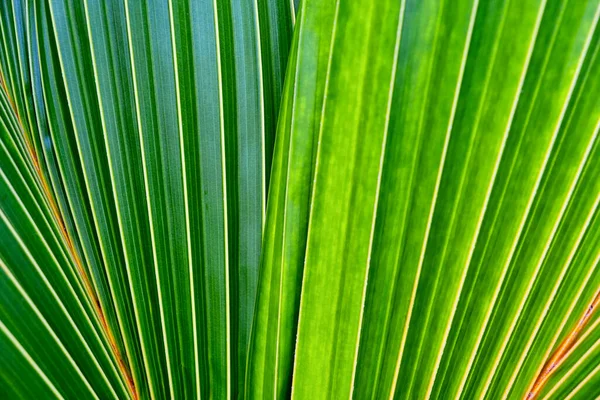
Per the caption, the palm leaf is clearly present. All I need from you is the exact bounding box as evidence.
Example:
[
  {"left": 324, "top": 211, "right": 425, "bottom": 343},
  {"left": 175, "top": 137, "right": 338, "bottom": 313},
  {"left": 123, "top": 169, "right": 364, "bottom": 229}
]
[
  {"left": 1, "top": 0, "right": 600, "bottom": 399},
  {"left": 1, "top": 0, "right": 292, "bottom": 398},
  {"left": 247, "top": 0, "right": 600, "bottom": 399}
]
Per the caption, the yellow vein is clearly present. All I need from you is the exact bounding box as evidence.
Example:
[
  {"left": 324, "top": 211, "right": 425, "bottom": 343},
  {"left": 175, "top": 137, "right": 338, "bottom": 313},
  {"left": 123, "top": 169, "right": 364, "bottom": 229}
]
[
  {"left": 450, "top": 0, "right": 555, "bottom": 395},
  {"left": 0, "top": 165, "right": 124, "bottom": 387},
  {"left": 81, "top": 1, "right": 154, "bottom": 398},
  {"left": 17, "top": 36, "right": 135, "bottom": 395},
  {"left": 525, "top": 47, "right": 600, "bottom": 400},
  {"left": 23, "top": 1, "right": 69, "bottom": 224},
  {"left": 538, "top": 261, "right": 600, "bottom": 399},
  {"left": 452, "top": 1, "right": 552, "bottom": 394},
  {"left": 0, "top": 166, "right": 125, "bottom": 385},
  {"left": 542, "top": 287, "right": 600, "bottom": 400},
  {"left": 477, "top": 6, "right": 600, "bottom": 397},
  {"left": 517, "top": 192, "right": 600, "bottom": 399},
  {"left": 30, "top": 4, "right": 107, "bottom": 303},
  {"left": 503, "top": 100, "right": 600, "bottom": 400},
  {"left": 0, "top": 137, "right": 76, "bottom": 289},
  {"left": 46, "top": 3, "right": 146, "bottom": 394},
  {"left": 32, "top": 48, "right": 131, "bottom": 390}
]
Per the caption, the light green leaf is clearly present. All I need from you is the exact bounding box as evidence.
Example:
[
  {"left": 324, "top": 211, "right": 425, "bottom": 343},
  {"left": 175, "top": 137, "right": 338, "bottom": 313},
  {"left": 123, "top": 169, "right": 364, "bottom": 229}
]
[{"left": 248, "top": 0, "right": 600, "bottom": 399}]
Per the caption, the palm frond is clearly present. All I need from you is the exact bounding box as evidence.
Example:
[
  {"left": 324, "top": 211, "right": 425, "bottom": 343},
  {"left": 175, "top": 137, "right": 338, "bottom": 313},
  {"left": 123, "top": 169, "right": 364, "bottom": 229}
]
[
  {"left": 1, "top": 0, "right": 292, "bottom": 398},
  {"left": 247, "top": 0, "right": 600, "bottom": 399},
  {"left": 1, "top": 0, "right": 600, "bottom": 399}
]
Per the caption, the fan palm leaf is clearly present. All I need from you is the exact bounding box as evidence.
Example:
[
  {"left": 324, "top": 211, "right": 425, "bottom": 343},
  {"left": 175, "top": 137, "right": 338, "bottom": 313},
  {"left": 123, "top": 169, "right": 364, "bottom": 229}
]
[{"left": 1, "top": 0, "right": 600, "bottom": 399}]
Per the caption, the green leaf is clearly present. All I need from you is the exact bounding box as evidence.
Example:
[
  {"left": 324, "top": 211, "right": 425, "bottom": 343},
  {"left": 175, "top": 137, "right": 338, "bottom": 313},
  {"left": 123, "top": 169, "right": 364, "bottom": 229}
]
[
  {"left": 248, "top": 0, "right": 600, "bottom": 399},
  {"left": 1, "top": 0, "right": 292, "bottom": 398},
  {"left": 2, "top": 0, "right": 600, "bottom": 399}
]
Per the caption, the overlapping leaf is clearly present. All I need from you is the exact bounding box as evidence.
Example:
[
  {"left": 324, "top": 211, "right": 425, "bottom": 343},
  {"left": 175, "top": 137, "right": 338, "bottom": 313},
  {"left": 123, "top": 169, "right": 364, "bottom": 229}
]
[{"left": 2, "top": 0, "right": 600, "bottom": 399}]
